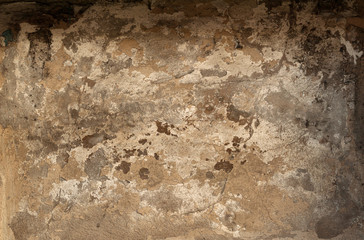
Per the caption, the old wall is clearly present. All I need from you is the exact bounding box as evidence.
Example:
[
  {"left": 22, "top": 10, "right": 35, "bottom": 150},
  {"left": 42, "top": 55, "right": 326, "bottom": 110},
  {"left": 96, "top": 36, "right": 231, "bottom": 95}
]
[{"left": 0, "top": 0, "right": 363, "bottom": 239}]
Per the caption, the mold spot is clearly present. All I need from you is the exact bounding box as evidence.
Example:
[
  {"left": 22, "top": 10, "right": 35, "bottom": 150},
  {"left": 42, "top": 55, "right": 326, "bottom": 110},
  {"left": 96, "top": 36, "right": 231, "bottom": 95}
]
[
  {"left": 154, "top": 153, "right": 160, "bottom": 160},
  {"left": 116, "top": 161, "right": 131, "bottom": 174},
  {"left": 138, "top": 138, "right": 147, "bottom": 145},
  {"left": 139, "top": 167, "right": 150, "bottom": 180},
  {"left": 214, "top": 160, "right": 234, "bottom": 173},
  {"left": 1, "top": 29, "right": 14, "bottom": 46}
]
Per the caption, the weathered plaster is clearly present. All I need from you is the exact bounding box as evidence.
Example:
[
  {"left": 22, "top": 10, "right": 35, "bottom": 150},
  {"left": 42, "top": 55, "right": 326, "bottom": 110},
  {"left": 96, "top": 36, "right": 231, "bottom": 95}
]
[{"left": 0, "top": 0, "right": 363, "bottom": 239}]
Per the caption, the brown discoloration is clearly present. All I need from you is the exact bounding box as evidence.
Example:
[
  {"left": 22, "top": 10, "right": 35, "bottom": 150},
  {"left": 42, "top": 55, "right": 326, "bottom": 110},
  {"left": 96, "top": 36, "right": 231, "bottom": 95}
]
[
  {"left": 139, "top": 167, "right": 150, "bottom": 180},
  {"left": 242, "top": 46, "right": 264, "bottom": 63},
  {"left": 123, "top": 149, "right": 136, "bottom": 158},
  {"left": 226, "top": 105, "right": 250, "bottom": 124},
  {"left": 117, "top": 38, "right": 142, "bottom": 57},
  {"left": 347, "top": 17, "right": 364, "bottom": 29},
  {"left": 116, "top": 161, "right": 131, "bottom": 174},
  {"left": 137, "top": 149, "right": 148, "bottom": 156},
  {"left": 214, "top": 160, "right": 233, "bottom": 173},
  {"left": 138, "top": 138, "right": 147, "bottom": 145},
  {"left": 156, "top": 121, "right": 171, "bottom": 135},
  {"left": 83, "top": 77, "right": 96, "bottom": 88}
]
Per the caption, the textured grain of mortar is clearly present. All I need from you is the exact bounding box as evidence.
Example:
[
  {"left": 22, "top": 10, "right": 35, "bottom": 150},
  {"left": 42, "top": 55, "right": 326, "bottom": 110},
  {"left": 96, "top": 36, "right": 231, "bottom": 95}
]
[{"left": 0, "top": 0, "right": 363, "bottom": 239}]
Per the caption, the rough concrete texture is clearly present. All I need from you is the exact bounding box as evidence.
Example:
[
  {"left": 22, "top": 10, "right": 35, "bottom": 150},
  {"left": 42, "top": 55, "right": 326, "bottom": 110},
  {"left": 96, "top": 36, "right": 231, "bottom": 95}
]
[{"left": 0, "top": 0, "right": 364, "bottom": 239}]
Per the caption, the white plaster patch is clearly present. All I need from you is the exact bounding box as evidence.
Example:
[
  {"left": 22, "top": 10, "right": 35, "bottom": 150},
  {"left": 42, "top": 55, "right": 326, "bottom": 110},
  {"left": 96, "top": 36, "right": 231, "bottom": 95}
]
[
  {"left": 69, "top": 146, "right": 91, "bottom": 167},
  {"left": 262, "top": 47, "right": 283, "bottom": 61},
  {"left": 340, "top": 36, "right": 363, "bottom": 64},
  {"left": 173, "top": 179, "right": 219, "bottom": 214},
  {"left": 50, "top": 179, "right": 81, "bottom": 202},
  {"left": 147, "top": 71, "right": 173, "bottom": 83}
]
